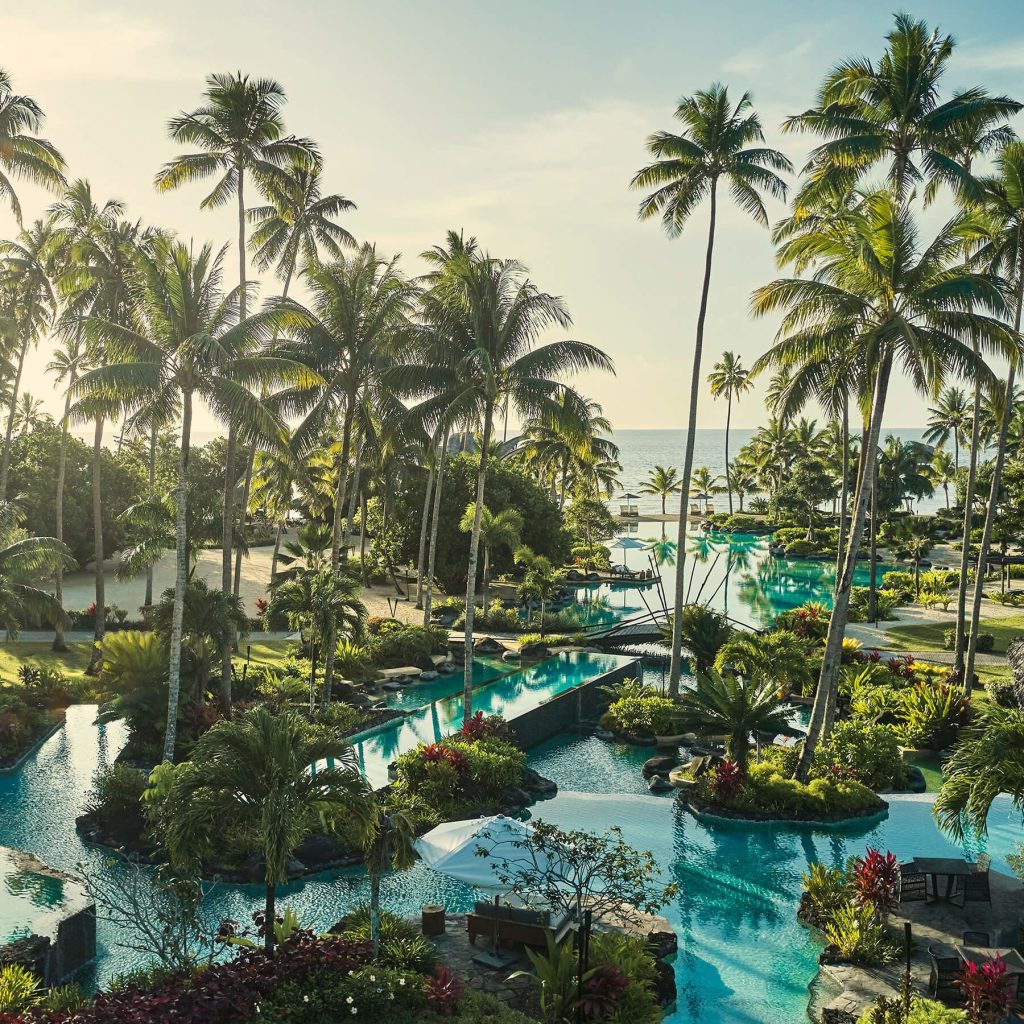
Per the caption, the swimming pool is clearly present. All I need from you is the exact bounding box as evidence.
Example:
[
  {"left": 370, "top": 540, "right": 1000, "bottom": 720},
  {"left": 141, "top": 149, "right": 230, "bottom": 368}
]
[
  {"left": 379, "top": 656, "right": 510, "bottom": 713},
  {"left": 1, "top": 710, "right": 1019, "bottom": 1020}
]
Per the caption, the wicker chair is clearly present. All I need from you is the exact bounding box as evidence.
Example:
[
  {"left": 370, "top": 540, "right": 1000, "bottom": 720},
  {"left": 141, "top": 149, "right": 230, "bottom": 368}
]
[
  {"left": 929, "top": 946, "right": 962, "bottom": 1004},
  {"left": 962, "top": 930, "right": 992, "bottom": 946},
  {"left": 898, "top": 862, "right": 929, "bottom": 903}
]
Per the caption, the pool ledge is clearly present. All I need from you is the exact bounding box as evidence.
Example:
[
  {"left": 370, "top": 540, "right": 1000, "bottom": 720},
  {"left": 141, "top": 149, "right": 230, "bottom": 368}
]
[{"left": 679, "top": 798, "right": 890, "bottom": 832}]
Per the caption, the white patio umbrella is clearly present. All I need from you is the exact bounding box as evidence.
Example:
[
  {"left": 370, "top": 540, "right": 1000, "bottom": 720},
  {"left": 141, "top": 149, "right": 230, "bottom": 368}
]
[{"left": 610, "top": 535, "right": 647, "bottom": 571}]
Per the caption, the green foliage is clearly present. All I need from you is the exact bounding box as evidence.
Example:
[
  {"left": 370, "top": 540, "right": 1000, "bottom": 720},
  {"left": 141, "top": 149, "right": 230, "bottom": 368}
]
[
  {"left": 85, "top": 763, "right": 147, "bottom": 832},
  {"left": 369, "top": 623, "right": 448, "bottom": 669},
  {"left": 0, "top": 963, "right": 40, "bottom": 1014},
  {"left": 943, "top": 628, "right": 995, "bottom": 652},
  {"left": 719, "top": 514, "right": 764, "bottom": 532},
  {"left": 849, "top": 587, "right": 901, "bottom": 621},
  {"left": 333, "top": 639, "right": 374, "bottom": 683},
  {"left": 338, "top": 906, "right": 436, "bottom": 972},
  {"left": 985, "top": 676, "right": 1019, "bottom": 708},
  {"left": 898, "top": 683, "right": 971, "bottom": 750},
  {"left": 801, "top": 862, "right": 849, "bottom": 925},
  {"left": 606, "top": 694, "right": 679, "bottom": 736},
  {"left": 856, "top": 998, "right": 966, "bottom": 1024},
  {"left": 97, "top": 630, "right": 169, "bottom": 742},
  {"left": 823, "top": 902, "right": 900, "bottom": 966},
  {"left": 814, "top": 721, "right": 908, "bottom": 790},
  {"left": 665, "top": 603, "right": 733, "bottom": 671}
]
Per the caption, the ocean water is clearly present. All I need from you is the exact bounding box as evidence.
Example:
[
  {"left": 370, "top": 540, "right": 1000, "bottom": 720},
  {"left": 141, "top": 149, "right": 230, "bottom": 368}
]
[{"left": 609, "top": 427, "right": 944, "bottom": 516}]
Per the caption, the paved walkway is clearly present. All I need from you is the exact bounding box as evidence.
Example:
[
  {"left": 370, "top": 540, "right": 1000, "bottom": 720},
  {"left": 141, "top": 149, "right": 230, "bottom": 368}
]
[{"left": 6, "top": 630, "right": 297, "bottom": 644}]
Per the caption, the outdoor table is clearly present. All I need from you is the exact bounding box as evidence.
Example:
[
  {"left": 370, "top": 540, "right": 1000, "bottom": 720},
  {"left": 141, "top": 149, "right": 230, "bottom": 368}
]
[
  {"left": 955, "top": 947, "right": 1024, "bottom": 998},
  {"left": 910, "top": 857, "right": 973, "bottom": 902}
]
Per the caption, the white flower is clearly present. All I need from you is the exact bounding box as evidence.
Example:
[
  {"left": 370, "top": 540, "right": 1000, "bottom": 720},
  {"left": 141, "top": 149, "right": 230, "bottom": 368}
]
[
  {"left": 351, "top": 1009, "right": 358, "bottom": 1016},
  {"left": 346, "top": 996, "right": 354, "bottom": 1004},
  {"left": 399, "top": 977, "right": 406, "bottom": 986},
  {"left": 303, "top": 995, "right": 309, "bottom": 1003},
  {"left": 369, "top": 975, "right": 376, "bottom": 982}
]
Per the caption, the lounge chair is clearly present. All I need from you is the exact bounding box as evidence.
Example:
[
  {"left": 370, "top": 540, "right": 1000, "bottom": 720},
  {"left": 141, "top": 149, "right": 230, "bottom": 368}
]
[
  {"left": 690, "top": 503, "right": 701, "bottom": 516},
  {"left": 705, "top": 503, "right": 716, "bottom": 515},
  {"left": 928, "top": 946, "right": 962, "bottom": 1004},
  {"left": 898, "top": 862, "right": 929, "bottom": 903},
  {"left": 467, "top": 900, "right": 573, "bottom": 951}
]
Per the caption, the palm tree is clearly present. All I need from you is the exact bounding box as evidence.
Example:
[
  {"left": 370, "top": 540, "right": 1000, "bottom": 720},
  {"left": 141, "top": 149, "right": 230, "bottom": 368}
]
[
  {"left": 0, "top": 219, "right": 56, "bottom": 500},
  {"left": 753, "top": 191, "right": 1015, "bottom": 780},
  {"left": 393, "top": 242, "right": 612, "bottom": 723},
  {"left": 929, "top": 448, "right": 956, "bottom": 510},
  {"left": 236, "top": 159, "right": 356, "bottom": 595},
  {"left": 662, "top": 603, "right": 733, "bottom": 673},
  {"left": 514, "top": 545, "right": 562, "bottom": 634},
  {"left": 783, "top": 13, "right": 1020, "bottom": 207},
  {"left": 714, "top": 630, "right": 815, "bottom": 697},
  {"left": 924, "top": 386, "right": 971, "bottom": 470},
  {"left": 162, "top": 707, "right": 375, "bottom": 952},
  {"left": 459, "top": 503, "right": 522, "bottom": 609},
  {"left": 269, "top": 568, "right": 366, "bottom": 709},
  {"left": 0, "top": 68, "right": 65, "bottom": 221},
  {"left": 933, "top": 706, "right": 1024, "bottom": 841},
  {"left": 0, "top": 501, "right": 73, "bottom": 638},
  {"left": 77, "top": 238, "right": 307, "bottom": 760},
  {"left": 961, "top": 142, "right": 1024, "bottom": 690},
  {"left": 707, "top": 351, "right": 753, "bottom": 513},
  {"left": 631, "top": 84, "right": 790, "bottom": 698},
  {"left": 690, "top": 465, "right": 724, "bottom": 502},
  {"left": 362, "top": 808, "right": 418, "bottom": 955},
  {"left": 726, "top": 458, "right": 757, "bottom": 514},
  {"left": 639, "top": 464, "right": 682, "bottom": 516},
  {"left": 11, "top": 394, "right": 44, "bottom": 436},
  {"left": 880, "top": 516, "right": 937, "bottom": 596},
  {"left": 674, "top": 668, "right": 795, "bottom": 770},
  {"left": 155, "top": 72, "right": 318, "bottom": 691}
]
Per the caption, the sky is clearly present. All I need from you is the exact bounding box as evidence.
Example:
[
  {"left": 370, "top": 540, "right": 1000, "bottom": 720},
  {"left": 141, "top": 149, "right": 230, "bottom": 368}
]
[{"left": 3, "top": 0, "right": 1024, "bottom": 437}]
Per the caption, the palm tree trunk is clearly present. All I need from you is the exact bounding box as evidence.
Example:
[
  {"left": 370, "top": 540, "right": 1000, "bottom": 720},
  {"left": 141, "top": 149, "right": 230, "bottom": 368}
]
[
  {"left": 219, "top": 425, "right": 238, "bottom": 708},
  {"left": 359, "top": 493, "right": 368, "bottom": 583},
  {"left": 270, "top": 520, "right": 284, "bottom": 580},
  {"left": 264, "top": 880, "right": 276, "bottom": 955},
  {"left": 868, "top": 455, "right": 879, "bottom": 623},
  {"left": 92, "top": 416, "right": 106, "bottom": 643},
  {"left": 415, "top": 455, "right": 436, "bottom": 610},
  {"left": 0, "top": 335, "right": 28, "bottom": 501},
  {"left": 423, "top": 431, "right": 449, "bottom": 626},
  {"left": 725, "top": 394, "right": 733, "bottom": 515},
  {"left": 796, "top": 348, "right": 893, "bottom": 781},
  {"left": 954, "top": 374, "right": 983, "bottom": 678},
  {"left": 144, "top": 421, "right": 158, "bottom": 608},
  {"left": 164, "top": 391, "right": 193, "bottom": 763},
  {"left": 52, "top": 375, "right": 75, "bottom": 652},
  {"left": 835, "top": 401, "right": 850, "bottom": 587},
  {"left": 347, "top": 436, "right": 362, "bottom": 535},
  {"left": 481, "top": 545, "right": 491, "bottom": 609},
  {"left": 463, "top": 405, "right": 494, "bottom": 724},
  {"left": 668, "top": 180, "right": 718, "bottom": 698},
  {"left": 330, "top": 399, "right": 356, "bottom": 569},
  {"left": 559, "top": 450, "right": 570, "bottom": 510},
  {"left": 370, "top": 871, "right": 381, "bottom": 956},
  {"left": 965, "top": 262, "right": 1024, "bottom": 690}
]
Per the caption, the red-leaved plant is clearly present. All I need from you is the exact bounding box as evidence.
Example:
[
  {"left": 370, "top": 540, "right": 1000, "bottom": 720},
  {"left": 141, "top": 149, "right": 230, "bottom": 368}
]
[
  {"left": 709, "top": 758, "right": 744, "bottom": 804},
  {"left": 577, "top": 964, "right": 629, "bottom": 1020},
  {"left": 423, "top": 965, "right": 464, "bottom": 1016},
  {"left": 960, "top": 956, "right": 1012, "bottom": 1024},
  {"left": 851, "top": 848, "right": 900, "bottom": 924}
]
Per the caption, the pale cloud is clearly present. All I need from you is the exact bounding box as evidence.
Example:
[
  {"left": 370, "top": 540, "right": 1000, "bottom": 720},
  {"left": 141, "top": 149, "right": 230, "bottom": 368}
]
[
  {"left": 722, "top": 37, "right": 816, "bottom": 76},
  {"left": 955, "top": 39, "right": 1024, "bottom": 71},
  {"left": 0, "top": 11, "right": 199, "bottom": 82}
]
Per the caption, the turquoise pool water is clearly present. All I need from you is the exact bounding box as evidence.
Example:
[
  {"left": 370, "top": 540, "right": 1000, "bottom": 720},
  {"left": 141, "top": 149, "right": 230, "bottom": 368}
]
[
  {"left": 380, "top": 656, "right": 510, "bottom": 712},
  {"left": 349, "top": 651, "right": 630, "bottom": 788},
  {"left": 578, "top": 531, "right": 891, "bottom": 629},
  {"left": 1, "top": 710, "right": 1020, "bottom": 1019}
]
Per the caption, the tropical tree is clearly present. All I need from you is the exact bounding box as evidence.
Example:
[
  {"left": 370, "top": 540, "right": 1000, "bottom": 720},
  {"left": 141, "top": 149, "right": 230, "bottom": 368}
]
[
  {"left": 392, "top": 241, "right": 612, "bottom": 723},
  {"left": 880, "top": 516, "right": 937, "bottom": 596},
  {"left": 161, "top": 707, "right": 376, "bottom": 952},
  {"left": 662, "top": 603, "right": 733, "bottom": 673},
  {"left": 673, "top": 668, "right": 795, "bottom": 770},
  {"left": 514, "top": 545, "right": 563, "bottom": 634},
  {"left": 77, "top": 239, "right": 307, "bottom": 760},
  {"left": 929, "top": 448, "right": 956, "bottom": 510},
  {"left": 690, "top": 465, "right": 724, "bottom": 504},
  {"left": 268, "top": 568, "right": 366, "bottom": 709},
  {"left": 155, "top": 72, "right": 318, "bottom": 693},
  {"left": 933, "top": 706, "right": 1024, "bottom": 841},
  {"left": 362, "top": 807, "right": 418, "bottom": 955},
  {"left": 0, "top": 67, "right": 66, "bottom": 221},
  {"left": 753, "top": 191, "right": 1015, "bottom": 780},
  {"left": 459, "top": 503, "right": 522, "bottom": 609},
  {"left": 714, "top": 630, "right": 815, "bottom": 696},
  {"left": 639, "top": 464, "right": 682, "bottom": 515},
  {"left": 0, "top": 501, "right": 74, "bottom": 638},
  {"left": 630, "top": 84, "right": 790, "bottom": 697},
  {"left": 924, "top": 385, "right": 971, "bottom": 470},
  {"left": 707, "top": 351, "right": 753, "bottom": 513}
]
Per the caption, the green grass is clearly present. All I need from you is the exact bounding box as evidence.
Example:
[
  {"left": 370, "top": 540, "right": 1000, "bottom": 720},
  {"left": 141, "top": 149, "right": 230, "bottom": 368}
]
[
  {"left": 0, "top": 641, "right": 95, "bottom": 685},
  {"left": 884, "top": 613, "right": 1024, "bottom": 656},
  {"left": 908, "top": 752, "right": 944, "bottom": 793},
  {"left": 235, "top": 638, "right": 295, "bottom": 670}
]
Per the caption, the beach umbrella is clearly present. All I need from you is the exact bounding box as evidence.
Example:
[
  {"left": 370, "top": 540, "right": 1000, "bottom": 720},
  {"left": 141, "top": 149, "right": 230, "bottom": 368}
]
[{"left": 610, "top": 535, "right": 647, "bottom": 570}]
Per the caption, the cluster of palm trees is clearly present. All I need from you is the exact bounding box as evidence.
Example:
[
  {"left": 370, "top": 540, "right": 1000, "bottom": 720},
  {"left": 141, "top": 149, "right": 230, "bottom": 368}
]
[
  {"left": 0, "top": 69, "right": 615, "bottom": 756},
  {"left": 634, "top": 14, "right": 1024, "bottom": 781}
]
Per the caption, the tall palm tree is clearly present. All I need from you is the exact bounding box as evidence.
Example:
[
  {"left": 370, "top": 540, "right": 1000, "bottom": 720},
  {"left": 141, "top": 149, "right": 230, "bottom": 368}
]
[
  {"left": 236, "top": 159, "right": 356, "bottom": 595},
  {"left": 362, "top": 808, "right": 418, "bottom": 956},
  {"left": 639, "top": 464, "right": 682, "bottom": 515},
  {"left": 753, "top": 191, "right": 1015, "bottom": 780},
  {"left": 0, "top": 68, "right": 65, "bottom": 222},
  {"left": 393, "top": 243, "right": 612, "bottom": 723},
  {"left": 163, "top": 707, "right": 375, "bottom": 953},
  {"left": 707, "top": 351, "right": 753, "bottom": 514},
  {"left": 962, "top": 143, "right": 1024, "bottom": 689},
  {"left": 630, "top": 84, "right": 790, "bottom": 698},
  {"left": 929, "top": 448, "right": 956, "bottom": 510},
  {"left": 924, "top": 385, "right": 971, "bottom": 469},
  {"left": 459, "top": 503, "right": 523, "bottom": 609},
  {"left": 155, "top": 72, "right": 318, "bottom": 693},
  {"left": 77, "top": 238, "right": 308, "bottom": 760},
  {"left": 0, "top": 219, "right": 56, "bottom": 500},
  {"left": 783, "top": 13, "right": 1020, "bottom": 207}
]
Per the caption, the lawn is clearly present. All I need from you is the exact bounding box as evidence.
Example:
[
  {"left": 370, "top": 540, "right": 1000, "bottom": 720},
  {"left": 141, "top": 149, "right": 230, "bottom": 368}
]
[
  {"left": 235, "top": 638, "right": 294, "bottom": 670},
  {"left": 0, "top": 641, "right": 95, "bottom": 686},
  {"left": 884, "top": 613, "right": 1024, "bottom": 656}
]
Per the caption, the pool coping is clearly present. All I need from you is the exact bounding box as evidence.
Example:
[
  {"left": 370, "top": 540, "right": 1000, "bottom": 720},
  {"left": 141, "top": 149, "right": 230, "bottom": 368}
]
[{"left": 0, "top": 712, "right": 66, "bottom": 777}]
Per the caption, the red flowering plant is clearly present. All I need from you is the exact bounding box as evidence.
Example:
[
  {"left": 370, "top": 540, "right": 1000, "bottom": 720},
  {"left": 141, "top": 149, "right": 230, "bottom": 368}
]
[
  {"left": 423, "top": 966, "right": 465, "bottom": 1016},
  {"left": 851, "top": 848, "right": 900, "bottom": 924},
  {"left": 885, "top": 654, "right": 916, "bottom": 681},
  {"left": 459, "top": 711, "right": 509, "bottom": 742},
  {"left": 577, "top": 964, "right": 629, "bottom": 1020},
  {"left": 959, "top": 956, "right": 1012, "bottom": 1024},
  {"left": 709, "top": 758, "right": 745, "bottom": 804}
]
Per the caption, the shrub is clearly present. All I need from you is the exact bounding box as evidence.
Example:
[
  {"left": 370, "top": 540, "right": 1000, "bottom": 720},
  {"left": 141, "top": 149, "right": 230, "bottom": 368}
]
[
  {"left": 814, "top": 721, "right": 907, "bottom": 791},
  {"left": 605, "top": 695, "right": 678, "bottom": 737},
  {"left": 823, "top": 902, "right": 900, "bottom": 966},
  {"left": 773, "top": 600, "right": 830, "bottom": 640},
  {"left": 943, "top": 628, "right": 996, "bottom": 653},
  {"left": 856, "top": 999, "right": 966, "bottom": 1024},
  {"left": 84, "top": 763, "right": 147, "bottom": 833},
  {"left": 333, "top": 639, "right": 375, "bottom": 683},
  {"left": 0, "top": 963, "right": 39, "bottom": 1015},
  {"left": 850, "top": 848, "right": 900, "bottom": 924},
  {"left": 801, "top": 863, "right": 849, "bottom": 926},
  {"left": 881, "top": 570, "right": 916, "bottom": 600},
  {"left": 783, "top": 539, "right": 822, "bottom": 558},
  {"left": 898, "top": 683, "right": 971, "bottom": 750},
  {"left": 986, "top": 676, "right": 1019, "bottom": 708},
  {"left": 370, "top": 625, "right": 448, "bottom": 668},
  {"left": 721, "top": 514, "right": 762, "bottom": 532}
]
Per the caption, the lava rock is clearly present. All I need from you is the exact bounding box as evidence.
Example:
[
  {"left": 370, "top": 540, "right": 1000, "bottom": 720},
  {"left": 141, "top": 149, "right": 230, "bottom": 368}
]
[
  {"left": 420, "top": 670, "right": 439, "bottom": 681},
  {"left": 502, "top": 650, "right": 521, "bottom": 662},
  {"left": 648, "top": 775, "right": 674, "bottom": 793},
  {"left": 0, "top": 935, "right": 50, "bottom": 978},
  {"left": 642, "top": 755, "right": 679, "bottom": 779},
  {"left": 652, "top": 957, "right": 677, "bottom": 1007},
  {"left": 475, "top": 637, "right": 506, "bottom": 655},
  {"left": 521, "top": 768, "right": 558, "bottom": 798}
]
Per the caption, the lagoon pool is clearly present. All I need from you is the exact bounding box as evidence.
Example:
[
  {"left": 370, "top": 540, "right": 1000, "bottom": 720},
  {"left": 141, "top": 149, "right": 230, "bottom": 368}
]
[{"left": 1, "top": 710, "right": 1020, "bottom": 1020}]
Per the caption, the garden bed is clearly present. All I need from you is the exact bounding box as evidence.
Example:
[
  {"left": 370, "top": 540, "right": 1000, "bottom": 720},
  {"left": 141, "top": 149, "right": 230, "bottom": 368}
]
[
  {"left": 679, "top": 793, "right": 889, "bottom": 827},
  {"left": 0, "top": 709, "right": 66, "bottom": 775}
]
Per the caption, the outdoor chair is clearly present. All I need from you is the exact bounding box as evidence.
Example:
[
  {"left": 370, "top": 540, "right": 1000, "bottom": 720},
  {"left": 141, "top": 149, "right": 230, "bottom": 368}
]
[
  {"left": 467, "top": 900, "right": 573, "bottom": 951},
  {"left": 928, "top": 946, "right": 963, "bottom": 1004},
  {"left": 705, "top": 503, "right": 716, "bottom": 515},
  {"left": 898, "top": 863, "right": 928, "bottom": 903},
  {"left": 690, "top": 503, "right": 701, "bottom": 516},
  {"left": 962, "top": 930, "right": 992, "bottom": 946},
  {"left": 952, "top": 858, "right": 991, "bottom": 906}
]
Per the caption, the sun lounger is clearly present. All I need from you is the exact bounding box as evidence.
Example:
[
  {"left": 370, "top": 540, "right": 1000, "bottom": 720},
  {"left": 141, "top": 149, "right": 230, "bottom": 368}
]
[{"left": 467, "top": 900, "right": 573, "bottom": 950}]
